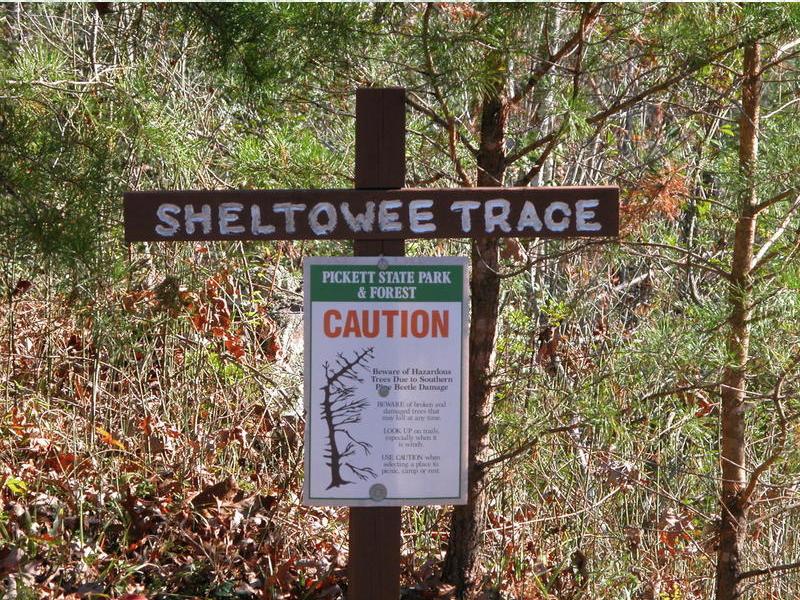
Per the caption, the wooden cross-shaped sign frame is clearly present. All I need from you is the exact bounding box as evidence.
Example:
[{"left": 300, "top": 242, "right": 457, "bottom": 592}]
[{"left": 124, "top": 88, "right": 619, "bottom": 600}]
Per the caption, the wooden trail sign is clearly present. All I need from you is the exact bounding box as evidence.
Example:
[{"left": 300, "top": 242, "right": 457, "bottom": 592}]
[
  {"left": 123, "top": 87, "right": 619, "bottom": 600},
  {"left": 124, "top": 187, "right": 618, "bottom": 242}
]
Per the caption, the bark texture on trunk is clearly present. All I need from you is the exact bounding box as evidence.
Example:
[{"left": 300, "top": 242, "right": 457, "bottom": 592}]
[
  {"left": 442, "top": 92, "right": 507, "bottom": 599},
  {"left": 715, "top": 41, "right": 761, "bottom": 600}
]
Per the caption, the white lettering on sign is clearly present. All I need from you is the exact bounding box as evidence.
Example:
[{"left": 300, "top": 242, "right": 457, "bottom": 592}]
[
  {"left": 309, "top": 202, "right": 337, "bottom": 235},
  {"left": 408, "top": 200, "right": 435, "bottom": 234},
  {"left": 184, "top": 204, "right": 211, "bottom": 235},
  {"left": 544, "top": 201, "right": 571, "bottom": 232},
  {"left": 378, "top": 200, "right": 403, "bottom": 232},
  {"left": 273, "top": 202, "right": 306, "bottom": 233},
  {"left": 251, "top": 205, "right": 276, "bottom": 235},
  {"left": 322, "top": 270, "right": 376, "bottom": 284},
  {"left": 576, "top": 199, "right": 601, "bottom": 232},
  {"left": 516, "top": 201, "right": 543, "bottom": 232},
  {"left": 155, "top": 203, "right": 181, "bottom": 236},
  {"left": 341, "top": 201, "right": 375, "bottom": 232},
  {"left": 219, "top": 202, "right": 245, "bottom": 235},
  {"left": 484, "top": 199, "right": 511, "bottom": 233},
  {"left": 419, "top": 270, "right": 450, "bottom": 284},
  {"left": 450, "top": 200, "right": 481, "bottom": 233},
  {"left": 150, "top": 197, "right": 610, "bottom": 238}
]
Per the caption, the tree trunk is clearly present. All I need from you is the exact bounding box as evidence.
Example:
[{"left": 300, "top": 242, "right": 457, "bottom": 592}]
[
  {"left": 442, "top": 90, "right": 507, "bottom": 599},
  {"left": 715, "top": 40, "right": 761, "bottom": 600}
]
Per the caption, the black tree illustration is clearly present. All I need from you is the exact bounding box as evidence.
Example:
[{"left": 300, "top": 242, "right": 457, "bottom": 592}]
[{"left": 320, "top": 346, "right": 377, "bottom": 489}]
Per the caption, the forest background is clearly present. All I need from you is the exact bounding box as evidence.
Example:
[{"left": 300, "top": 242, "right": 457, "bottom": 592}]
[{"left": 2, "top": 3, "right": 800, "bottom": 600}]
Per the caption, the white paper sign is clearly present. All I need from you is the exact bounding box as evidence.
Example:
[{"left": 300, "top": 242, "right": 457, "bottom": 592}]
[{"left": 303, "top": 257, "right": 469, "bottom": 506}]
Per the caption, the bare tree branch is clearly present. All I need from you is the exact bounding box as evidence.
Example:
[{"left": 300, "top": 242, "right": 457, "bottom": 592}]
[
  {"left": 739, "top": 560, "right": 800, "bottom": 581},
  {"left": 420, "top": 3, "right": 473, "bottom": 187},
  {"left": 587, "top": 39, "right": 749, "bottom": 126},
  {"left": 478, "top": 422, "right": 583, "bottom": 471},
  {"left": 752, "top": 195, "right": 800, "bottom": 270},
  {"left": 406, "top": 94, "right": 479, "bottom": 158},
  {"left": 511, "top": 3, "right": 602, "bottom": 106},
  {"left": 740, "top": 350, "right": 800, "bottom": 506}
]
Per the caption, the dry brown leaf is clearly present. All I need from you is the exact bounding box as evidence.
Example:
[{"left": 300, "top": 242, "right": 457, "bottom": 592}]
[{"left": 191, "top": 476, "right": 239, "bottom": 509}]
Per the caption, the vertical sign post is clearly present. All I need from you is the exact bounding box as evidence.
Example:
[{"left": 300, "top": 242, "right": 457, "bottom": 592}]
[{"left": 350, "top": 87, "right": 405, "bottom": 600}]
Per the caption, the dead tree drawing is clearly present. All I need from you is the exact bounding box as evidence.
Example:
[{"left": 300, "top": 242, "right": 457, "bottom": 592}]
[{"left": 320, "top": 346, "right": 377, "bottom": 489}]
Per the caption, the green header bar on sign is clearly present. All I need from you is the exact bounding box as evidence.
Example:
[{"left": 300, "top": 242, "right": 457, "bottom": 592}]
[{"left": 310, "top": 264, "right": 462, "bottom": 302}]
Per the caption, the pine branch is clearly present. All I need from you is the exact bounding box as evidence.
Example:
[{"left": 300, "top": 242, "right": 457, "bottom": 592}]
[
  {"left": 740, "top": 350, "right": 800, "bottom": 506},
  {"left": 514, "top": 117, "right": 573, "bottom": 187},
  {"left": 739, "top": 560, "right": 800, "bottom": 581},
  {"left": 479, "top": 422, "right": 583, "bottom": 471},
  {"left": 406, "top": 94, "right": 479, "bottom": 158},
  {"left": 511, "top": 3, "right": 602, "bottom": 106},
  {"left": 752, "top": 195, "right": 800, "bottom": 271},
  {"left": 420, "top": 3, "right": 473, "bottom": 186},
  {"left": 507, "top": 33, "right": 759, "bottom": 172},
  {"left": 619, "top": 241, "right": 733, "bottom": 281}
]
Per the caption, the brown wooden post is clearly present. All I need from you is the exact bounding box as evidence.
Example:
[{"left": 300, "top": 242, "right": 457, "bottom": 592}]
[{"left": 348, "top": 87, "right": 405, "bottom": 600}]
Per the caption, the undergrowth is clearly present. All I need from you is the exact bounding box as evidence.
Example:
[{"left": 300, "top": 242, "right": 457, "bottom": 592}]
[{"left": 3, "top": 237, "right": 799, "bottom": 599}]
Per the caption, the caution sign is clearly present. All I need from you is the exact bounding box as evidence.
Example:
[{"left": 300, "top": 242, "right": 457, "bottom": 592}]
[{"left": 303, "top": 257, "right": 468, "bottom": 506}]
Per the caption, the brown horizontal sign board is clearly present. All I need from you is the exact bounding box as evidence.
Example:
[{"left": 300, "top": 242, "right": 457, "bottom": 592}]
[{"left": 124, "top": 187, "right": 618, "bottom": 242}]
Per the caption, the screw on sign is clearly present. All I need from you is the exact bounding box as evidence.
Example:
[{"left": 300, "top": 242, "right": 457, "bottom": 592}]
[{"left": 123, "top": 88, "right": 619, "bottom": 600}]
